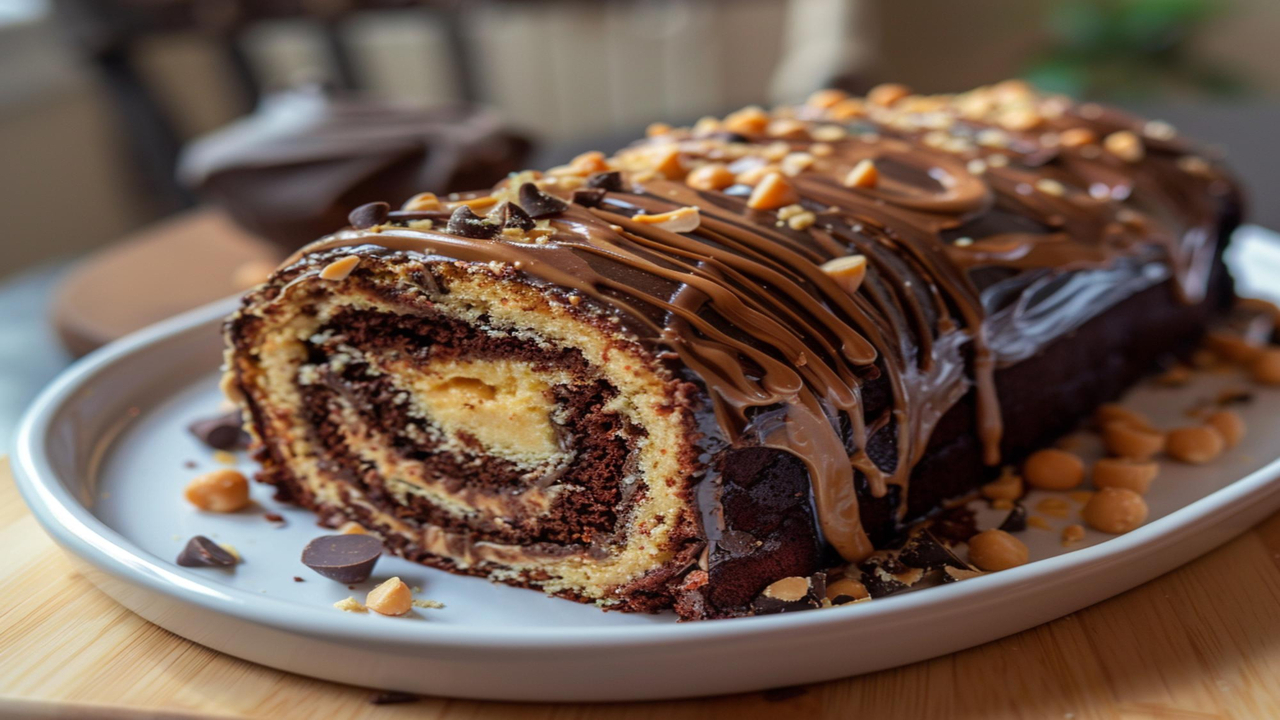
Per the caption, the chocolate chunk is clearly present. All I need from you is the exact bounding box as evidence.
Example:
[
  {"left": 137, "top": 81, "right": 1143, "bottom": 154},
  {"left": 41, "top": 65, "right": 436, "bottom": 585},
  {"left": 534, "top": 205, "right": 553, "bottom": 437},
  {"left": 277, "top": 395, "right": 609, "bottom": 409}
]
[
  {"left": 176, "top": 536, "right": 237, "bottom": 568},
  {"left": 301, "top": 534, "right": 383, "bottom": 583},
  {"left": 445, "top": 206, "right": 498, "bottom": 239},
  {"left": 997, "top": 503, "right": 1028, "bottom": 533},
  {"left": 751, "top": 573, "right": 826, "bottom": 614},
  {"left": 897, "top": 531, "right": 968, "bottom": 571},
  {"left": 858, "top": 557, "right": 925, "bottom": 598},
  {"left": 585, "top": 171, "right": 624, "bottom": 192},
  {"left": 487, "top": 201, "right": 535, "bottom": 231},
  {"left": 571, "top": 187, "right": 607, "bottom": 208},
  {"left": 348, "top": 201, "right": 390, "bottom": 229},
  {"left": 187, "top": 410, "right": 250, "bottom": 451},
  {"left": 517, "top": 182, "right": 569, "bottom": 218},
  {"left": 369, "top": 691, "right": 420, "bottom": 705}
]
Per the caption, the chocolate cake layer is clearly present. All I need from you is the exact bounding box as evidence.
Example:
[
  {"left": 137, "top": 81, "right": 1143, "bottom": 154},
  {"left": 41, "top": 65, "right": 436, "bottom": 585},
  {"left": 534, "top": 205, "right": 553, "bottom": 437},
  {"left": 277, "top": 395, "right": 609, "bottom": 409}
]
[{"left": 225, "top": 81, "right": 1241, "bottom": 619}]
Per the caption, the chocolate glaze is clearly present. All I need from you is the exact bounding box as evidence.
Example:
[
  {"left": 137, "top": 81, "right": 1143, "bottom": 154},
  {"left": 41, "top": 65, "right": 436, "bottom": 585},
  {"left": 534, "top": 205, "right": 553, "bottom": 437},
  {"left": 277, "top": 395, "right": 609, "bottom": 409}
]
[{"left": 274, "top": 82, "right": 1240, "bottom": 564}]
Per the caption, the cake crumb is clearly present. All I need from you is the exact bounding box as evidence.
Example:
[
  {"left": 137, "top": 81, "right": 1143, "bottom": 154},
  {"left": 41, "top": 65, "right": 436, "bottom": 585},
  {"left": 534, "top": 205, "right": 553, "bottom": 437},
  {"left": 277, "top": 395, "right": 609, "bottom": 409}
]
[
  {"left": 334, "top": 597, "right": 366, "bottom": 613},
  {"left": 412, "top": 599, "right": 445, "bottom": 610}
]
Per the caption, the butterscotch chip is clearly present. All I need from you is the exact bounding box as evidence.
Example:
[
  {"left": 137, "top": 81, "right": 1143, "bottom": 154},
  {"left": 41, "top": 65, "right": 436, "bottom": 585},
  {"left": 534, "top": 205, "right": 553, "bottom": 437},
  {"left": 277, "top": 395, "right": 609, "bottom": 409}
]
[
  {"left": 1059, "top": 127, "right": 1097, "bottom": 148},
  {"left": 184, "top": 469, "right": 250, "bottom": 512},
  {"left": 1092, "top": 458, "right": 1158, "bottom": 495},
  {"left": 807, "top": 88, "right": 848, "bottom": 109},
  {"left": 366, "top": 577, "right": 413, "bottom": 616},
  {"left": 747, "top": 172, "right": 799, "bottom": 211},
  {"left": 820, "top": 255, "right": 867, "bottom": 295},
  {"left": 735, "top": 164, "right": 779, "bottom": 186},
  {"left": 867, "top": 83, "right": 911, "bottom": 107},
  {"left": 828, "top": 98, "right": 866, "bottom": 120},
  {"left": 1250, "top": 348, "right": 1280, "bottom": 385},
  {"left": 1061, "top": 524, "right": 1086, "bottom": 545},
  {"left": 967, "top": 529, "right": 1029, "bottom": 572},
  {"left": 1104, "top": 131, "right": 1145, "bottom": 162},
  {"left": 780, "top": 152, "right": 815, "bottom": 177},
  {"left": 981, "top": 468, "right": 1023, "bottom": 501},
  {"left": 1082, "top": 488, "right": 1148, "bottom": 534},
  {"left": 825, "top": 577, "right": 870, "bottom": 604},
  {"left": 1094, "top": 403, "right": 1153, "bottom": 431},
  {"left": 686, "top": 163, "right": 736, "bottom": 191},
  {"left": 338, "top": 521, "right": 367, "bottom": 535},
  {"left": 1205, "top": 409, "right": 1245, "bottom": 448},
  {"left": 402, "top": 192, "right": 442, "bottom": 211},
  {"left": 1102, "top": 421, "right": 1165, "bottom": 461},
  {"left": 652, "top": 148, "right": 685, "bottom": 179},
  {"left": 723, "top": 106, "right": 770, "bottom": 135},
  {"left": 633, "top": 206, "right": 701, "bottom": 233},
  {"left": 1165, "top": 426, "right": 1225, "bottom": 464},
  {"left": 319, "top": 256, "right": 360, "bottom": 281},
  {"left": 844, "top": 159, "right": 878, "bottom": 189},
  {"left": 812, "top": 125, "right": 847, "bottom": 143},
  {"left": 1023, "top": 448, "right": 1085, "bottom": 490}
]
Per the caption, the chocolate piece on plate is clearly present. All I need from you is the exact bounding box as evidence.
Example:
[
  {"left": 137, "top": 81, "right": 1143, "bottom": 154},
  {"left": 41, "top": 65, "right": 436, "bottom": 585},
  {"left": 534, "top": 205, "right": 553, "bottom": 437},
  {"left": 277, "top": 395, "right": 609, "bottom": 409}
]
[
  {"left": 177, "top": 535, "right": 238, "bottom": 568},
  {"left": 301, "top": 534, "right": 383, "bottom": 583},
  {"left": 188, "top": 410, "right": 250, "bottom": 451}
]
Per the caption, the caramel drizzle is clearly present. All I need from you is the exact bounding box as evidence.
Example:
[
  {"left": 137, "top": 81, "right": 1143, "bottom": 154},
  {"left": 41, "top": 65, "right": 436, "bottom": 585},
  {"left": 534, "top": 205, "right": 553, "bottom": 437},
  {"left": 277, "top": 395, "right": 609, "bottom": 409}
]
[{"left": 284, "top": 86, "right": 1236, "bottom": 562}]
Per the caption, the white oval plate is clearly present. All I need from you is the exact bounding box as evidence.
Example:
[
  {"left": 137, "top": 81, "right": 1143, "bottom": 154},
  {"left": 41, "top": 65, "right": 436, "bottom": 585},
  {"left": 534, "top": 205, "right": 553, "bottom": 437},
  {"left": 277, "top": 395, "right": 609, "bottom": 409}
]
[{"left": 14, "top": 230, "right": 1280, "bottom": 702}]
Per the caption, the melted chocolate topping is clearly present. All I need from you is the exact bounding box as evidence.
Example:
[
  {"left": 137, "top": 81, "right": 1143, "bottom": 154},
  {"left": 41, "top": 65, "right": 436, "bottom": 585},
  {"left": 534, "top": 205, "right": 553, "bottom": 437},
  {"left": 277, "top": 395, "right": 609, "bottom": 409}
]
[{"left": 280, "top": 81, "right": 1239, "bottom": 561}]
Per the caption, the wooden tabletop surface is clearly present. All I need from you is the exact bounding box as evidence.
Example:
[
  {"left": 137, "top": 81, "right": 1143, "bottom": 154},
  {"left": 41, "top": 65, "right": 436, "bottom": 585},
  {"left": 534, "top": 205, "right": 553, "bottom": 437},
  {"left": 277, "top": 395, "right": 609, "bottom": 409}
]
[{"left": 4, "top": 456, "right": 1280, "bottom": 719}]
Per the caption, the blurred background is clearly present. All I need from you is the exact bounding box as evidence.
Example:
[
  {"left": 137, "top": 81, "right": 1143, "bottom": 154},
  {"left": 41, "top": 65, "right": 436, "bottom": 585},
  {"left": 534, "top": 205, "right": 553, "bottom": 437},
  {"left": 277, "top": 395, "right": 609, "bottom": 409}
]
[{"left": 1, "top": 0, "right": 1279, "bottom": 444}]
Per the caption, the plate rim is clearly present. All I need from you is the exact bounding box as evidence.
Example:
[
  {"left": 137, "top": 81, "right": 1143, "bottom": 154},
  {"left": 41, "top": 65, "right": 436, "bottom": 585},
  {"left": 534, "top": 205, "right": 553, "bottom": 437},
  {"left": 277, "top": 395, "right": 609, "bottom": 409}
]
[{"left": 14, "top": 295, "right": 1280, "bottom": 653}]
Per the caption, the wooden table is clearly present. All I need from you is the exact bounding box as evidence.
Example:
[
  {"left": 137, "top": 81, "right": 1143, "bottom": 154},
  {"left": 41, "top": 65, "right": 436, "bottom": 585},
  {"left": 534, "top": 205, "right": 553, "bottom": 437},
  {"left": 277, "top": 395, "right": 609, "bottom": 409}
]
[{"left": 4, "top": 456, "right": 1280, "bottom": 719}]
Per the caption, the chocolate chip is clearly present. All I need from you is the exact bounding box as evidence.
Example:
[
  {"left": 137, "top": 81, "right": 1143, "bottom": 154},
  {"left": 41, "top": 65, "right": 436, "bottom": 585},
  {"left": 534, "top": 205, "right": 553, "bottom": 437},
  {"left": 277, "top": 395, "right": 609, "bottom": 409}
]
[
  {"left": 187, "top": 410, "right": 249, "bottom": 451},
  {"left": 445, "top": 206, "right": 498, "bottom": 239},
  {"left": 585, "top": 171, "right": 624, "bottom": 192},
  {"left": 517, "top": 182, "right": 569, "bottom": 218},
  {"left": 571, "top": 187, "right": 607, "bottom": 208},
  {"left": 487, "top": 201, "right": 535, "bottom": 231},
  {"left": 897, "top": 531, "right": 968, "bottom": 571},
  {"left": 857, "top": 557, "right": 925, "bottom": 598},
  {"left": 997, "top": 503, "right": 1028, "bottom": 533},
  {"left": 716, "top": 529, "right": 759, "bottom": 557},
  {"left": 369, "top": 691, "right": 420, "bottom": 705},
  {"left": 751, "top": 573, "right": 826, "bottom": 614},
  {"left": 301, "top": 534, "right": 383, "bottom": 583},
  {"left": 348, "top": 201, "right": 390, "bottom": 229},
  {"left": 176, "top": 536, "right": 237, "bottom": 568}
]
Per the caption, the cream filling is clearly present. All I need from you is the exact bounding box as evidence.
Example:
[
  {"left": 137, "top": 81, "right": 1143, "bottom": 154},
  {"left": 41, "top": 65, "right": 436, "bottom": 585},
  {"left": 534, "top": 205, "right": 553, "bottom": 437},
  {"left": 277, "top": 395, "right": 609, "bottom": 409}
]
[{"left": 236, "top": 259, "right": 694, "bottom": 600}]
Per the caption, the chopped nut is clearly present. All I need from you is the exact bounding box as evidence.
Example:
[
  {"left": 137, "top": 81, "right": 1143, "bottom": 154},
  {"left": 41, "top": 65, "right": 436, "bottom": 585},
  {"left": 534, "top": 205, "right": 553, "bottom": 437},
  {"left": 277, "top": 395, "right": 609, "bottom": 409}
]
[
  {"left": 780, "top": 152, "right": 815, "bottom": 177},
  {"left": 723, "top": 106, "right": 770, "bottom": 135},
  {"left": 967, "top": 529, "right": 1028, "bottom": 571},
  {"left": 747, "top": 172, "right": 799, "bottom": 211},
  {"left": 1082, "top": 488, "right": 1148, "bottom": 534},
  {"left": 1093, "top": 458, "right": 1158, "bottom": 495},
  {"left": 807, "top": 88, "right": 848, "bottom": 109},
  {"left": 867, "top": 83, "right": 911, "bottom": 107},
  {"left": 820, "top": 255, "right": 868, "bottom": 295},
  {"left": 1058, "top": 127, "right": 1097, "bottom": 148},
  {"left": 1034, "top": 178, "right": 1066, "bottom": 197},
  {"left": 570, "top": 150, "right": 611, "bottom": 175},
  {"left": 184, "top": 469, "right": 250, "bottom": 512},
  {"left": 447, "top": 195, "right": 499, "bottom": 212},
  {"left": 1102, "top": 421, "right": 1165, "bottom": 461},
  {"left": 1250, "top": 347, "right": 1280, "bottom": 385},
  {"left": 811, "top": 125, "right": 847, "bottom": 143},
  {"left": 692, "top": 116, "right": 722, "bottom": 136},
  {"left": 334, "top": 597, "right": 366, "bottom": 613},
  {"left": 761, "top": 576, "right": 811, "bottom": 602},
  {"left": 767, "top": 119, "right": 810, "bottom": 140},
  {"left": 652, "top": 148, "right": 686, "bottom": 179},
  {"left": 412, "top": 599, "right": 445, "bottom": 610},
  {"left": 1143, "top": 119, "right": 1177, "bottom": 141},
  {"left": 1023, "top": 448, "right": 1084, "bottom": 490},
  {"left": 787, "top": 211, "right": 817, "bottom": 231},
  {"left": 777, "top": 204, "right": 807, "bottom": 221},
  {"left": 999, "top": 107, "right": 1042, "bottom": 132},
  {"left": 735, "top": 163, "right": 779, "bottom": 186},
  {"left": 1061, "top": 524, "right": 1086, "bottom": 545},
  {"left": 338, "top": 521, "right": 367, "bottom": 535},
  {"left": 1104, "top": 131, "right": 1145, "bottom": 163},
  {"left": 828, "top": 98, "right": 866, "bottom": 121},
  {"left": 686, "top": 163, "right": 736, "bottom": 191},
  {"left": 633, "top": 206, "right": 701, "bottom": 233},
  {"left": 319, "top": 256, "right": 360, "bottom": 281},
  {"left": 366, "top": 577, "right": 413, "bottom": 616},
  {"left": 1165, "top": 426, "right": 1225, "bottom": 464},
  {"left": 1205, "top": 409, "right": 1245, "bottom": 449},
  {"left": 844, "top": 159, "right": 879, "bottom": 189},
  {"left": 402, "top": 192, "right": 442, "bottom": 212},
  {"left": 1094, "top": 403, "right": 1154, "bottom": 432}
]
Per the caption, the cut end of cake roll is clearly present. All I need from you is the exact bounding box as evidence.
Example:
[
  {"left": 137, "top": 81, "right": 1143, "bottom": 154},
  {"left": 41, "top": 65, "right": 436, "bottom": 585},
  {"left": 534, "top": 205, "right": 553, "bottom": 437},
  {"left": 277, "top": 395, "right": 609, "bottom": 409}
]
[{"left": 226, "top": 250, "right": 706, "bottom": 610}]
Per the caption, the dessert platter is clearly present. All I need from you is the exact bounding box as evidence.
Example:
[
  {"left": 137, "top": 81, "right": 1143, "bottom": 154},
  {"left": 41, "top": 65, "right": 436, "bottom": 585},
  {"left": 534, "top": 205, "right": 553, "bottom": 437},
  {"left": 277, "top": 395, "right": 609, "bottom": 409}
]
[{"left": 15, "top": 81, "right": 1280, "bottom": 700}]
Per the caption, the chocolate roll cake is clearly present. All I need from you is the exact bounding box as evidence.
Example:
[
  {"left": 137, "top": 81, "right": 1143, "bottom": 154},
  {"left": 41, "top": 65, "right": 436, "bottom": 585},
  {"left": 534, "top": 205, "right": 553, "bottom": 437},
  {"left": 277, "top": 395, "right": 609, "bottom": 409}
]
[{"left": 224, "top": 81, "right": 1241, "bottom": 619}]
